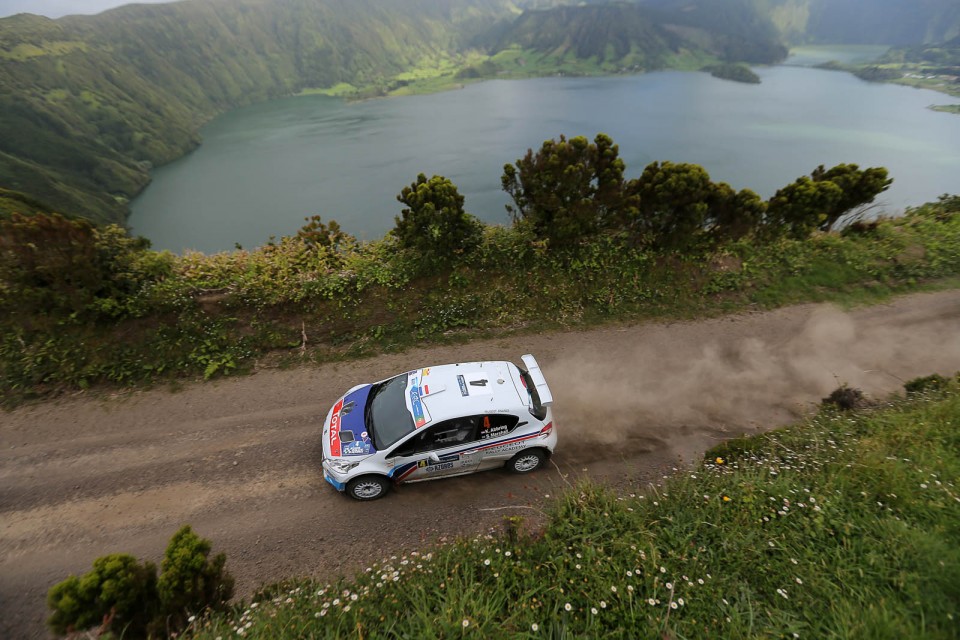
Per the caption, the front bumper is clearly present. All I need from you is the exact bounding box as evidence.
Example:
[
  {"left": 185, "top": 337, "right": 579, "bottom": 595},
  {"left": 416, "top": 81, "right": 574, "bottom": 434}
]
[{"left": 321, "top": 459, "right": 347, "bottom": 492}]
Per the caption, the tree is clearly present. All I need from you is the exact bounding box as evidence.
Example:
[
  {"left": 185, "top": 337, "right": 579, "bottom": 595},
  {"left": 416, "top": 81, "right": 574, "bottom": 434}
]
[
  {"left": 763, "top": 164, "right": 892, "bottom": 240},
  {"left": 707, "top": 184, "right": 767, "bottom": 243},
  {"left": 501, "top": 133, "right": 626, "bottom": 246},
  {"left": 626, "top": 161, "right": 717, "bottom": 249},
  {"left": 763, "top": 176, "right": 844, "bottom": 240},
  {"left": 810, "top": 163, "right": 892, "bottom": 231},
  {"left": 393, "top": 173, "right": 483, "bottom": 264}
]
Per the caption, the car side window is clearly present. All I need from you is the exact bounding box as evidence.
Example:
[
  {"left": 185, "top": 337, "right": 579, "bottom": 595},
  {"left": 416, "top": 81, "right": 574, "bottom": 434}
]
[
  {"left": 479, "top": 414, "right": 520, "bottom": 440},
  {"left": 389, "top": 417, "right": 479, "bottom": 457}
]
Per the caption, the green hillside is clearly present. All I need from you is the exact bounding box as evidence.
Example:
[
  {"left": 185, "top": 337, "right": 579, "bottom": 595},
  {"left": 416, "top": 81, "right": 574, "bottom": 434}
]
[
  {"left": 2, "top": 0, "right": 957, "bottom": 229},
  {"left": 0, "top": 0, "right": 518, "bottom": 224}
]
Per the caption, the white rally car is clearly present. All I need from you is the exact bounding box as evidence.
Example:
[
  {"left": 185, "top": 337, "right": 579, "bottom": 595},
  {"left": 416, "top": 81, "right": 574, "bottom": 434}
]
[{"left": 321, "top": 354, "right": 556, "bottom": 500}]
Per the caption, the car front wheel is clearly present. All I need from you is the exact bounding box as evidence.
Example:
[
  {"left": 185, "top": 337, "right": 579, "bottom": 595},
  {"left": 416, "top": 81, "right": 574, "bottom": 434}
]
[
  {"left": 346, "top": 475, "right": 390, "bottom": 501},
  {"left": 507, "top": 449, "right": 546, "bottom": 474}
]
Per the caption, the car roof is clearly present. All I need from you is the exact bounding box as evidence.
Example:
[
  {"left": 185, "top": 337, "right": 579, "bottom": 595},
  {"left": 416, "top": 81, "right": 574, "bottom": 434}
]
[{"left": 410, "top": 360, "right": 527, "bottom": 426}]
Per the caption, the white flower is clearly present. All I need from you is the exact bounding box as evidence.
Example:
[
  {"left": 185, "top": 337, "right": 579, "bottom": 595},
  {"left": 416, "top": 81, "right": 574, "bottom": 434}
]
[
  {"left": 666, "top": 582, "right": 673, "bottom": 590},
  {"left": 343, "top": 605, "right": 351, "bottom": 612},
  {"left": 462, "top": 619, "right": 470, "bottom": 628},
  {"left": 484, "top": 558, "right": 491, "bottom": 566},
  {"left": 564, "top": 602, "right": 572, "bottom": 612},
  {"left": 188, "top": 615, "right": 196, "bottom": 623},
  {"left": 677, "top": 598, "right": 685, "bottom": 606},
  {"left": 647, "top": 598, "right": 656, "bottom": 606},
  {"left": 600, "top": 601, "right": 607, "bottom": 609},
  {"left": 670, "top": 602, "right": 678, "bottom": 609},
  {"left": 505, "top": 551, "right": 512, "bottom": 557},
  {"left": 531, "top": 623, "right": 539, "bottom": 632},
  {"left": 591, "top": 607, "right": 598, "bottom": 615},
  {"left": 611, "top": 586, "right": 618, "bottom": 593}
]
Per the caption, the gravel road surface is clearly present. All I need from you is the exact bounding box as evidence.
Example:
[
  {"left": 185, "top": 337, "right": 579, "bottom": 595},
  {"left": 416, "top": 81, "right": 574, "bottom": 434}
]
[{"left": 3, "top": 290, "right": 959, "bottom": 637}]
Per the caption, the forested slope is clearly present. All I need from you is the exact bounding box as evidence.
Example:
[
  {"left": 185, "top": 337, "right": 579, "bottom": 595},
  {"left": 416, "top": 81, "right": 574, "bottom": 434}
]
[{"left": 0, "top": 0, "right": 516, "bottom": 224}]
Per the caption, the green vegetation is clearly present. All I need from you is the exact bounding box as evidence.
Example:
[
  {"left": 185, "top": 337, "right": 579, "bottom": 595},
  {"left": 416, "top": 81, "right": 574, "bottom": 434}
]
[
  {"left": 184, "top": 380, "right": 960, "bottom": 639},
  {"left": 47, "top": 525, "right": 233, "bottom": 638},
  {"left": 0, "top": 0, "right": 801, "bottom": 227},
  {"left": 703, "top": 63, "right": 761, "bottom": 83},
  {"left": 2, "top": 131, "right": 957, "bottom": 406},
  {"left": 394, "top": 173, "right": 484, "bottom": 267}
]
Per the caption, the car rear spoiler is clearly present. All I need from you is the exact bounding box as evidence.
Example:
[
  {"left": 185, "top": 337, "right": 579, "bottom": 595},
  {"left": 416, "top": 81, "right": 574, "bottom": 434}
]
[{"left": 521, "top": 354, "right": 553, "bottom": 407}]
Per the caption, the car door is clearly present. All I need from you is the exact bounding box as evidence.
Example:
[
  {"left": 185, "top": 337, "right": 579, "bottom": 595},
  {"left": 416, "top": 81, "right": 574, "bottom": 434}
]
[
  {"left": 475, "top": 414, "right": 526, "bottom": 470},
  {"left": 386, "top": 417, "right": 482, "bottom": 483}
]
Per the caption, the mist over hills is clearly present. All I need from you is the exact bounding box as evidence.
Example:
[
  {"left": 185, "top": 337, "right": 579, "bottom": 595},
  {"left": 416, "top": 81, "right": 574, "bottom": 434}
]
[{"left": 0, "top": 0, "right": 957, "bottom": 226}]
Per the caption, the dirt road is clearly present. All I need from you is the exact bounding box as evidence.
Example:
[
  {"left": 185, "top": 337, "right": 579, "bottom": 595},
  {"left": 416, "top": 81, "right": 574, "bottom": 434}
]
[{"left": 3, "top": 290, "right": 959, "bottom": 638}]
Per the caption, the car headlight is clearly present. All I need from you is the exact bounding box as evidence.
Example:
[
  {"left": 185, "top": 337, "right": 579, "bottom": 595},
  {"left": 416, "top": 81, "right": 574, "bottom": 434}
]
[{"left": 329, "top": 459, "right": 360, "bottom": 474}]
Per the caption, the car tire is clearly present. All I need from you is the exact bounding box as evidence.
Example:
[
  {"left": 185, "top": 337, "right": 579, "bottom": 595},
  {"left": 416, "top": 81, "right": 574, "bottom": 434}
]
[
  {"left": 507, "top": 449, "right": 546, "bottom": 474},
  {"left": 346, "top": 475, "right": 390, "bottom": 501}
]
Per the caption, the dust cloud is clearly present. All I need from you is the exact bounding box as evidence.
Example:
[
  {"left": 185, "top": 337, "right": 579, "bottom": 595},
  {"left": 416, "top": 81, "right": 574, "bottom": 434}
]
[{"left": 546, "top": 303, "right": 960, "bottom": 464}]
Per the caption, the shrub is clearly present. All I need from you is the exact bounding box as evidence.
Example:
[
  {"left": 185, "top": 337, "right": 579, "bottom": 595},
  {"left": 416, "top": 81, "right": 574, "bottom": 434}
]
[
  {"left": 157, "top": 525, "right": 234, "bottom": 632},
  {"left": 47, "top": 553, "right": 158, "bottom": 637},
  {"left": 501, "top": 133, "right": 626, "bottom": 247},
  {"left": 904, "top": 373, "right": 951, "bottom": 396},
  {"left": 46, "top": 525, "right": 232, "bottom": 638},
  {"left": 822, "top": 385, "right": 868, "bottom": 411},
  {"left": 393, "top": 173, "right": 483, "bottom": 266}
]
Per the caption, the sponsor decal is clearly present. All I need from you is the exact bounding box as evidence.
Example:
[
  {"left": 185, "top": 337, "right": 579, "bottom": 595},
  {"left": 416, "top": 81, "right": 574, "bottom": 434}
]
[
  {"left": 328, "top": 398, "right": 344, "bottom": 457},
  {"left": 422, "top": 368, "right": 431, "bottom": 376},
  {"left": 427, "top": 462, "right": 454, "bottom": 473},
  {"left": 409, "top": 376, "right": 427, "bottom": 427},
  {"left": 342, "top": 441, "right": 373, "bottom": 456},
  {"left": 457, "top": 375, "right": 469, "bottom": 396}
]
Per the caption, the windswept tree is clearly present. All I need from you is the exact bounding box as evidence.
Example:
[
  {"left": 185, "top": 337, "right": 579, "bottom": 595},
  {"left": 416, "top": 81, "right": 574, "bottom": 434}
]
[
  {"left": 393, "top": 174, "right": 483, "bottom": 264},
  {"left": 763, "top": 164, "right": 891, "bottom": 239},
  {"left": 810, "top": 163, "right": 892, "bottom": 231},
  {"left": 501, "top": 133, "right": 626, "bottom": 246},
  {"left": 764, "top": 176, "right": 844, "bottom": 239}
]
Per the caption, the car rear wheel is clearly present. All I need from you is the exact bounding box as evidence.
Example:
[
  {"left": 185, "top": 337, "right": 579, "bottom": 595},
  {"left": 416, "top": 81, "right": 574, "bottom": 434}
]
[
  {"left": 507, "top": 449, "right": 546, "bottom": 474},
  {"left": 346, "top": 475, "right": 390, "bottom": 501}
]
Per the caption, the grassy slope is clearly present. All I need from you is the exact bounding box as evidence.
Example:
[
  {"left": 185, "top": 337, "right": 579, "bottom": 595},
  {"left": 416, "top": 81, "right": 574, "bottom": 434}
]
[
  {"left": 3, "top": 197, "right": 960, "bottom": 406},
  {"left": 185, "top": 385, "right": 960, "bottom": 639}
]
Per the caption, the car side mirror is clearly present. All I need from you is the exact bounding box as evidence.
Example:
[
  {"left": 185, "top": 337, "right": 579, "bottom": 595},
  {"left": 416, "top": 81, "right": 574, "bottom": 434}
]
[{"left": 428, "top": 452, "right": 441, "bottom": 463}]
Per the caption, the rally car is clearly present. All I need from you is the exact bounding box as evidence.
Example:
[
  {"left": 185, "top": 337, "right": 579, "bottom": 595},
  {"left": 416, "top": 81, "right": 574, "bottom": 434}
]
[{"left": 321, "top": 354, "right": 556, "bottom": 500}]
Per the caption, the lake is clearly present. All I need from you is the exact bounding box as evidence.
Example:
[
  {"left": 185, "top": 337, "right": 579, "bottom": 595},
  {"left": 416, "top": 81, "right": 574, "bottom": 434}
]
[{"left": 129, "top": 51, "right": 960, "bottom": 254}]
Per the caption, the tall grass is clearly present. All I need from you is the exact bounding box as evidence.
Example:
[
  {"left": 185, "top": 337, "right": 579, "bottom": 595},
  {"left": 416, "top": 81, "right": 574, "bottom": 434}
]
[{"left": 186, "top": 385, "right": 960, "bottom": 639}]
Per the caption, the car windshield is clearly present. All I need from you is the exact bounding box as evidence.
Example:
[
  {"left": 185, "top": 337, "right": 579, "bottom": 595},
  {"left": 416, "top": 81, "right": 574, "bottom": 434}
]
[{"left": 366, "top": 374, "right": 415, "bottom": 450}]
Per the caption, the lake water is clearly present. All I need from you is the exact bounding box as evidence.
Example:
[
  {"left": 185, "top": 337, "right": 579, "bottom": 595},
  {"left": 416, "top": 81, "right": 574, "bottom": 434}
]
[{"left": 130, "top": 52, "right": 960, "bottom": 254}]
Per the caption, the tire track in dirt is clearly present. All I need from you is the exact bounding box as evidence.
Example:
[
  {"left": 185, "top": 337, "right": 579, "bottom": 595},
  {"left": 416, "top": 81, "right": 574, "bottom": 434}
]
[{"left": 1, "top": 290, "right": 958, "bottom": 638}]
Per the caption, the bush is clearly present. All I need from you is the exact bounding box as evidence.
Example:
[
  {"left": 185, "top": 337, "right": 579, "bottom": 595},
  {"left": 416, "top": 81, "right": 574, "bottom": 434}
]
[
  {"left": 47, "top": 525, "right": 232, "bottom": 638},
  {"left": 904, "top": 373, "right": 951, "bottom": 396},
  {"left": 47, "top": 553, "right": 158, "bottom": 637},
  {"left": 821, "top": 385, "right": 869, "bottom": 411},
  {"left": 393, "top": 173, "right": 483, "bottom": 266},
  {"left": 501, "top": 134, "right": 626, "bottom": 247},
  {"left": 157, "top": 525, "right": 234, "bottom": 632}
]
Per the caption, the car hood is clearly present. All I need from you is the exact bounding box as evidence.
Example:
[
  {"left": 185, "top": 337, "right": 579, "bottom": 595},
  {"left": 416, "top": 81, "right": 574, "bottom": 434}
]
[{"left": 324, "top": 384, "right": 376, "bottom": 458}]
